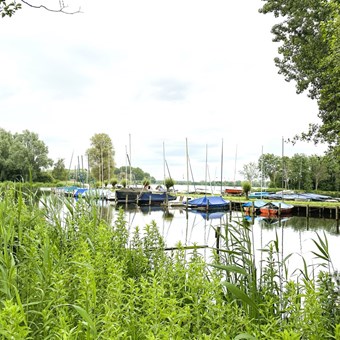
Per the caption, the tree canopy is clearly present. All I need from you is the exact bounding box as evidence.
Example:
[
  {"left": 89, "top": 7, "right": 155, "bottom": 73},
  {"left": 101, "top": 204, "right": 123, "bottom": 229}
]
[
  {"left": 86, "top": 133, "right": 115, "bottom": 185},
  {"left": 259, "top": 0, "right": 340, "bottom": 155},
  {"left": 0, "top": 128, "right": 53, "bottom": 181}
]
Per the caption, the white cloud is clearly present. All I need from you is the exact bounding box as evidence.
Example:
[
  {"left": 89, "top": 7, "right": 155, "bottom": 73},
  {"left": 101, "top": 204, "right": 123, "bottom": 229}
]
[{"left": 0, "top": 0, "right": 327, "bottom": 181}]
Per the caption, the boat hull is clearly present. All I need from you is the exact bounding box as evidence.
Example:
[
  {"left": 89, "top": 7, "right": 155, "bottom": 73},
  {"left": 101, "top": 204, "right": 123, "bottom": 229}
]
[
  {"left": 137, "top": 192, "right": 177, "bottom": 205},
  {"left": 115, "top": 188, "right": 145, "bottom": 203}
]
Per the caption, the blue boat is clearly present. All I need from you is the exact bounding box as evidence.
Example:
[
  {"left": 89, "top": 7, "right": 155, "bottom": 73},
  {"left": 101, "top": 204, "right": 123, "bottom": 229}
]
[
  {"left": 137, "top": 191, "right": 177, "bottom": 205},
  {"left": 187, "top": 196, "right": 230, "bottom": 211},
  {"left": 242, "top": 200, "right": 267, "bottom": 214}
]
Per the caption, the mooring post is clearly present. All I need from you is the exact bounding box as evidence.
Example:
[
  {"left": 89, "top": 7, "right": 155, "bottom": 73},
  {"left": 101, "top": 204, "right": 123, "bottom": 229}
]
[
  {"left": 216, "top": 226, "right": 221, "bottom": 255},
  {"left": 336, "top": 206, "right": 339, "bottom": 234},
  {"left": 278, "top": 202, "right": 281, "bottom": 217}
]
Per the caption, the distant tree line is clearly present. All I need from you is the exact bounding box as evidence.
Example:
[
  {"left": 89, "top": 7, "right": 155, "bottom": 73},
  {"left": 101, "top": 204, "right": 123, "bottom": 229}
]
[
  {"left": 1, "top": 129, "right": 338, "bottom": 192},
  {"left": 240, "top": 152, "right": 340, "bottom": 192}
]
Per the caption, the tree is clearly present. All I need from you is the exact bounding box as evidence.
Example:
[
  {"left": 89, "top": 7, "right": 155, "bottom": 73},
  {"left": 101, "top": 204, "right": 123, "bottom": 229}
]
[
  {"left": 0, "top": 0, "right": 81, "bottom": 17},
  {"left": 0, "top": 128, "right": 13, "bottom": 181},
  {"left": 309, "top": 155, "right": 328, "bottom": 190},
  {"left": 239, "top": 162, "right": 259, "bottom": 186},
  {"left": 259, "top": 0, "right": 340, "bottom": 154},
  {"left": 86, "top": 133, "right": 115, "bottom": 185},
  {"left": 165, "top": 177, "right": 175, "bottom": 191},
  {"left": 52, "top": 158, "right": 68, "bottom": 181},
  {"left": 287, "top": 154, "right": 312, "bottom": 191},
  {"left": 8, "top": 130, "right": 53, "bottom": 181},
  {"left": 242, "top": 181, "right": 251, "bottom": 200},
  {"left": 258, "top": 153, "right": 282, "bottom": 187}
]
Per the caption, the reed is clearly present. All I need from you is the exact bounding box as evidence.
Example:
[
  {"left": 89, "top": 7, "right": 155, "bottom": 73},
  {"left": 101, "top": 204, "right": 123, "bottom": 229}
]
[{"left": 0, "top": 185, "right": 339, "bottom": 339}]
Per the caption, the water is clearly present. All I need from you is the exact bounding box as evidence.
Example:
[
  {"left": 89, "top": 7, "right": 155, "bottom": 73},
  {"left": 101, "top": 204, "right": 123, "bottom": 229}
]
[
  {"left": 42, "top": 191, "right": 340, "bottom": 277},
  {"left": 103, "top": 202, "right": 340, "bottom": 276}
]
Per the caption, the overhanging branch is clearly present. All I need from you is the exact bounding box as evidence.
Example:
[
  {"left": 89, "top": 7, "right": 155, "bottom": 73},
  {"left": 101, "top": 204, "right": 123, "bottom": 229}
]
[{"left": 21, "top": 0, "right": 81, "bottom": 14}]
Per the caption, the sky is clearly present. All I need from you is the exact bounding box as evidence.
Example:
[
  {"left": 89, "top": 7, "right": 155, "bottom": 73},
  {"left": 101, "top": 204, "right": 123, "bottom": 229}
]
[{"left": 0, "top": 0, "right": 328, "bottom": 182}]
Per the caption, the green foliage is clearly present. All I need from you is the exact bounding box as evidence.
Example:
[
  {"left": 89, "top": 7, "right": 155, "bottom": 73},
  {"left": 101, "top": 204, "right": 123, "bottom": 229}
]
[
  {"left": 0, "top": 0, "right": 21, "bottom": 17},
  {"left": 142, "top": 178, "right": 150, "bottom": 187},
  {"left": 0, "top": 128, "right": 53, "bottom": 182},
  {"left": 52, "top": 158, "right": 68, "bottom": 181},
  {"left": 121, "top": 178, "right": 127, "bottom": 188},
  {"left": 114, "top": 166, "right": 156, "bottom": 184},
  {"left": 242, "top": 181, "right": 251, "bottom": 199},
  {"left": 86, "top": 133, "right": 115, "bottom": 183},
  {"left": 164, "top": 177, "right": 175, "bottom": 190},
  {"left": 259, "top": 0, "right": 340, "bottom": 155},
  {"left": 0, "top": 186, "right": 339, "bottom": 338}
]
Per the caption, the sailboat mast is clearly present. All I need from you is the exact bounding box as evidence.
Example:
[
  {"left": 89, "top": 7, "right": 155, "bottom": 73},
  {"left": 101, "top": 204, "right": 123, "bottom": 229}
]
[
  {"left": 125, "top": 145, "right": 128, "bottom": 185},
  {"left": 205, "top": 144, "right": 208, "bottom": 193},
  {"left": 233, "top": 144, "right": 238, "bottom": 186},
  {"left": 163, "top": 141, "right": 166, "bottom": 186},
  {"left": 220, "top": 138, "right": 224, "bottom": 195},
  {"left": 129, "top": 133, "right": 132, "bottom": 185},
  {"left": 260, "top": 145, "right": 264, "bottom": 199},
  {"left": 281, "top": 136, "right": 284, "bottom": 196},
  {"left": 186, "top": 138, "right": 189, "bottom": 194}
]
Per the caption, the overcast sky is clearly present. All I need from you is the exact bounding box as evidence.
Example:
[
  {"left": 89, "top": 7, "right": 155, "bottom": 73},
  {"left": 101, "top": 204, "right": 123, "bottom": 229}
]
[{"left": 0, "top": 0, "right": 327, "bottom": 182}]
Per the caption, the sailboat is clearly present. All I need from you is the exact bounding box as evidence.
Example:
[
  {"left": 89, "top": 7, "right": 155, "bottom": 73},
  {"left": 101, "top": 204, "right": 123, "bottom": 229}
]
[
  {"left": 115, "top": 134, "right": 149, "bottom": 204},
  {"left": 137, "top": 142, "right": 177, "bottom": 206},
  {"left": 187, "top": 142, "right": 230, "bottom": 211}
]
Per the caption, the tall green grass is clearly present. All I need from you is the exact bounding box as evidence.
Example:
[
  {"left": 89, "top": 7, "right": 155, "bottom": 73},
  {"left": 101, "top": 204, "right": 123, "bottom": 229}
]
[{"left": 0, "top": 183, "right": 339, "bottom": 339}]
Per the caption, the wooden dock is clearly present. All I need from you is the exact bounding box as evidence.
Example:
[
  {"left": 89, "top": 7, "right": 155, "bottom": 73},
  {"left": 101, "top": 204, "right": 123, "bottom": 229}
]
[{"left": 229, "top": 200, "right": 340, "bottom": 220}]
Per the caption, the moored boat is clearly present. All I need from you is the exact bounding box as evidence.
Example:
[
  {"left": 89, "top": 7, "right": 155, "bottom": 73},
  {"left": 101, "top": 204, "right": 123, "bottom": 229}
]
[
  {"left": 187, "top": 196, "right": 230, "bottom": 211},
  {"left": 259, "top": 201, "right": 294, "bottom": 216},
  {"left": 115, "top": 187, "right": 146, "bottom": 204},
  {"left": 242, "top": 200, "right": 267, "bottom": 214},
  {"left": 137, "top": 191, "right": 177, "bottom": 205}
]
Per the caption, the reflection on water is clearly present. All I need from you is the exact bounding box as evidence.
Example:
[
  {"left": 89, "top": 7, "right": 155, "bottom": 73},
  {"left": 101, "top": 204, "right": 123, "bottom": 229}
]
[
  {"left": 105, "top": 202, "right": 340, "bottom": 275},
  {"left": 41, "top": 196, "right": 340, "bottom": 275}
]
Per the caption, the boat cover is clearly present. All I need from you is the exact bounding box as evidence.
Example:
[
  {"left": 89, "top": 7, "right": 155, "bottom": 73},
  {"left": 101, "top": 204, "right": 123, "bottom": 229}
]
[{"left": 188, "top": 196, "right": 229, "bottom": 207}]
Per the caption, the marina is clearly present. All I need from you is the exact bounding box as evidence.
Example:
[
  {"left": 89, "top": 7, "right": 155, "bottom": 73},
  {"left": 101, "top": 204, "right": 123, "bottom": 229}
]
[{"left": 100, "top": 201, "right": 340, "bottom": 276}]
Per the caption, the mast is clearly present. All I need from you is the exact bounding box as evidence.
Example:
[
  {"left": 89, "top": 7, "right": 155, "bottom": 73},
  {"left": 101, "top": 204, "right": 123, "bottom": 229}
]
[
  {"left": 186, "top": 138, "right": 189, "bottom": 194},
  {"left": 220, "top": 138, "right": 224, "bottom": 195},
  {"left": 281, "top": 136, "right": 284, "bottom": 199},
  {"left": 125, "top": 145, "right": 128, "bottom": 185},
  {"left": 163, "top": 141, "right": 166, "bottom": 187},
  {"left": 129, "top": 133, "right": 132, "bottom": 185},
  {"left": 233, "top": 144, "right": 238, "bottom": 187},
  {"left": 260, "top": 145, "right": 263, "bottom": 199},
  {"left": 205, "top": 144, "right": 208, "bottom": 194}
]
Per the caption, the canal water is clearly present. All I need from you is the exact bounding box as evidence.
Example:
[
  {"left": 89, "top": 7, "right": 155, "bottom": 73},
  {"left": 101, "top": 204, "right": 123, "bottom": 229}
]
[{"left": 97, "top": 201, "right": 340, "bottom": 278}]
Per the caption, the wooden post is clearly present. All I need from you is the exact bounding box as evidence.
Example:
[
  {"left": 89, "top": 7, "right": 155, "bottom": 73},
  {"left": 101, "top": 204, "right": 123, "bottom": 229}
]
[
  {"left": 216, "top": 226, "right": 221, "bottom": 255},
  {"left": 278, "top": 203, "right": 281, "bottom": 217}
]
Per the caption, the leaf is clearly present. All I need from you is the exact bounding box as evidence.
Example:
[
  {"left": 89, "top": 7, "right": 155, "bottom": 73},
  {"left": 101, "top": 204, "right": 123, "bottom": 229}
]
[
  {"left": 72, "top": 305, "right": 97, "bottom": 336},
  {"left": 234, "top": 333, "right": 257, "bottom": 340},
  {"left": 223, "top": 281, "right": 258, "bottom": 312},
  {"left": 209, "top": 264, "right": 248, "bottom": 275}
]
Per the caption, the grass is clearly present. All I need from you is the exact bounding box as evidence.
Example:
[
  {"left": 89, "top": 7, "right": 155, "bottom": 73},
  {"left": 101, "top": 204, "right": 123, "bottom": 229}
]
[{"left": 0, "top": 183, "right": 339, "bottom": 339}]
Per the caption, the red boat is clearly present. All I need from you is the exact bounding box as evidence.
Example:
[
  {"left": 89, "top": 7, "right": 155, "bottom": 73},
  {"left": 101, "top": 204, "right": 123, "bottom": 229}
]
[
  {"left": 259, "top": 201, "right": 294, "bottom": 216},
  {"left": 224, "top": 186, "right": 243, "bottom": 196}
]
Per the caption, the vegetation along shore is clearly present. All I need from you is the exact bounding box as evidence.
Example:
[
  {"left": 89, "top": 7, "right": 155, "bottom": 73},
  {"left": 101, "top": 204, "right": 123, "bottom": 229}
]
[{"left": 0, "top": 183, "right": 339, "bottom": 338}]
